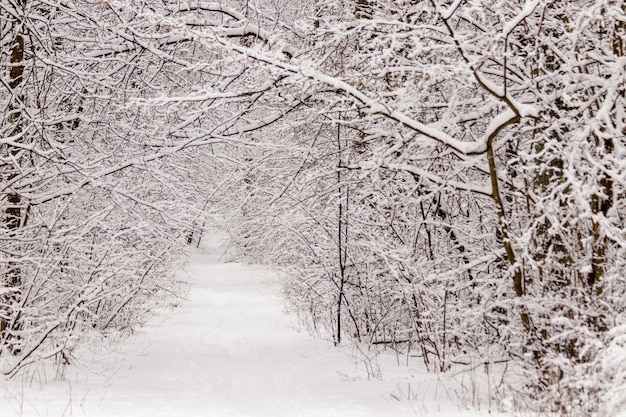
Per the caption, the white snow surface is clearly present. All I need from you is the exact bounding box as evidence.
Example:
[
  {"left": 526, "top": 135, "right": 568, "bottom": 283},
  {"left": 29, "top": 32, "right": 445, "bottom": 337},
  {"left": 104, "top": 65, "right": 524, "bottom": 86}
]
[{"left": 0, "top": 234, "right": 505, "bottom": 417}]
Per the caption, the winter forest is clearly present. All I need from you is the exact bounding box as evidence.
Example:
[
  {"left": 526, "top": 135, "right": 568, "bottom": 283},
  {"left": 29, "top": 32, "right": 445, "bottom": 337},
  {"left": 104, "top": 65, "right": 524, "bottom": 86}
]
[{"left": 1, "top": 0, "right": 625, "bottom": 415}]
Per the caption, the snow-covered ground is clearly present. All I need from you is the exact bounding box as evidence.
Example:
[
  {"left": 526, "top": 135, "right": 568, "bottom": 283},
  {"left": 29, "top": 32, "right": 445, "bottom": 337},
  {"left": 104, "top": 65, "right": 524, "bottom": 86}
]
[{"left": 0, "top": 235, "right": 507, "bottom": 417}]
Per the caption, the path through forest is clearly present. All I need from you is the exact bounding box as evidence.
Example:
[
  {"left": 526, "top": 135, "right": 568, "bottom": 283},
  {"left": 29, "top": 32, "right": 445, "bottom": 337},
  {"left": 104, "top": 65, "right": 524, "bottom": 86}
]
[{"left": 0, "top": 235, "right": 500, "bottom": 417}]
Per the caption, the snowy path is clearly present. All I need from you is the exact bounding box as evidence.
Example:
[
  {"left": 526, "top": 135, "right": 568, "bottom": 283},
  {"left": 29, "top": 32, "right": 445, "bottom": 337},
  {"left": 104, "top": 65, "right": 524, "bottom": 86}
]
[{"left": 0, "top": 236, "right": 498, "bottom": 417}]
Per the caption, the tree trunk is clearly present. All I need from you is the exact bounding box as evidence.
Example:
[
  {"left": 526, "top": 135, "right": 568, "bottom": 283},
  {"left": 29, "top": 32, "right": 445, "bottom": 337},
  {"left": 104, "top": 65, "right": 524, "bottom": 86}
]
[{"left": 2, "top": 2, "right": 26, "bottom": 346}]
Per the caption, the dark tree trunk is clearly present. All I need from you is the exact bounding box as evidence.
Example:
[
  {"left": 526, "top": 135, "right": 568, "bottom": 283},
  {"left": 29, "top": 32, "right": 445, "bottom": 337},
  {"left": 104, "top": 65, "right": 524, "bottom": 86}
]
[{"left": 2, "top": 3, "right": 26, "bottom": 346}]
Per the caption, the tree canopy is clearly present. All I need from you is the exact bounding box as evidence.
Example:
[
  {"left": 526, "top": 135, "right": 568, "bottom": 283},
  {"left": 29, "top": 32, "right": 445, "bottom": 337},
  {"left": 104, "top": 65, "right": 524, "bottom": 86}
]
[{"left": 2, "top": 0, "right": 625, "bottom": 415}]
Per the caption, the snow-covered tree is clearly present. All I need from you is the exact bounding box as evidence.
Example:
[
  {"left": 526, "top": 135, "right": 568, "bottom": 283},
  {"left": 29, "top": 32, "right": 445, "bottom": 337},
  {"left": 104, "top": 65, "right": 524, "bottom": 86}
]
[
  {"left": 2, "top": 0, "right": 625, "bottom": 414},
  {"left": 217, "top": 0, "right": 626, "bottom": 414}
]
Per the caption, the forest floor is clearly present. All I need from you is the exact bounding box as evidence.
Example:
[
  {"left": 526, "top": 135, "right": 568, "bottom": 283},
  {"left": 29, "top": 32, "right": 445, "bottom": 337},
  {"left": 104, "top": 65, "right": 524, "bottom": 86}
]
[{"left": 0, "top": 234, "right": 509, "bottom": 417}]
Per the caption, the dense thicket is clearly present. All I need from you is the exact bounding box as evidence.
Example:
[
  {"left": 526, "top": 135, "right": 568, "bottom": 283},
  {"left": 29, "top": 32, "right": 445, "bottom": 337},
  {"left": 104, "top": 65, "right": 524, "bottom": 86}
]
[
  {"left": 220, "top": 1, "right": 626, "bottom": 415},
  {"left": 2, "top": 0, "right": 625, "bottom": 415}
]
